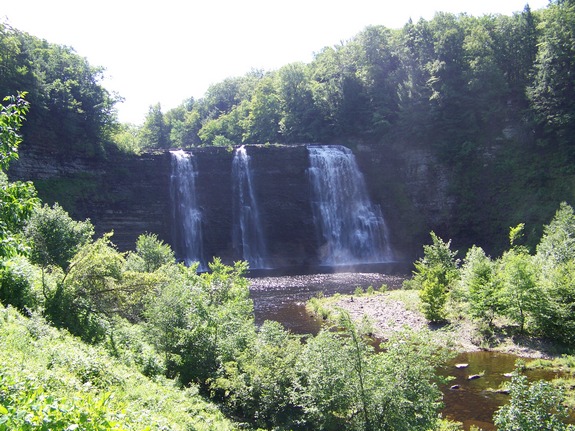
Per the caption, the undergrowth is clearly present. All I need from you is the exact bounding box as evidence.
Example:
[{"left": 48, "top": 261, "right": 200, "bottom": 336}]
[{"left": 0, "top": 304, "right": 237, "bottom": 431}]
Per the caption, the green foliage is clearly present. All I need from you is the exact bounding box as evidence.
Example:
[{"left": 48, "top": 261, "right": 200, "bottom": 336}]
[
  {"left": 125, "top": 233, "right": 174, "bottom": 273},
  {"left": 0, "top": 92, "right": 29, "bottom": 169},
  {"left": 413, "top": 232, "right": 459, "bottom": 322},
  {"left": 292, "top": 316, "right": 449, "bottom": 431},
  {"left": 0, "top": 93, "right": 39, "bottom": 259},
  {"left": 498, "top": 247, "right": 540, "bottom": 333},
  {"left": 139, "top": 103, "right": 169, "bottom": 149},
  {"left": 0, "top": 172, "right": 38, "bottom": 259},
  {"left": 509, "top": 223, "right": 525, "bottom": 246},
  {"left": 145, "top": 259, "right": 254, "bottom": 386},
  {"left": 43, "top": 234, "right": 158, "bottom": 341},
  {"left": 494, "top": 370, "right": 575, "bottom": 431},
  {"left": 0, "top": 304, "right": 237, "bottom": 431},
  {"left": 25, "top": 203, "right": 94, "bottom": 270},
  {"left": 0, "top": 24, "right": 120, "bottom": 156},
  {"left": 292, "top": 326, "right": 360, "bottom": 430},
  {"left": 459, "top": 245, "right": 501, "bottom": 324},
  {"left": 213, "top": 320, "right": 301, "bottom": 429},
  {"left": 306, "top": 294, "right": 334, "bottom": 320},
  {"left": 419, "top": 266, "right": 450, "bottom": 322},
  {"left": 441, "top": 203, "right": 575, "bottom": 345},
  {"left": 0, "top": 255, "right": 41, "bottom": 312},
  {"left": 111, "top": 122, "right": 142, "bottom": 154},
  {"left": 533, "top": 203, "right": 575, "bottom": 344},
  {"left": 0, "top": 371, "right": 135, "bottom": 431},
  {"left": 528, "top": 1, "right": 575, "bottom": 142},
  {"left": 536, "top": 202, "right": 575, "bottom": 268},
  {"left": 534, "top": 260, "right": 575, "bottom": 345}
]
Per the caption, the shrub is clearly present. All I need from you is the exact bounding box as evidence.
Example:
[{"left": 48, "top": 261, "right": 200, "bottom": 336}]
[
  {"left": 494, "top": 370, "right": 575, "bottom": 431},
  {"left": 0, "top": 256, "right": 41, "bottom": 312}
]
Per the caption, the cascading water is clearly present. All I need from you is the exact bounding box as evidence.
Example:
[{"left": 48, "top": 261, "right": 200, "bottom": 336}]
[
  {"left": 232, "top": 145, "right": 268, "bottom": 269},
  {"left": 170, "top": 150, "right": 205, "bottom": 270},
  {"left": 308, "top": 145, "right": 393, "bottom": 265}
]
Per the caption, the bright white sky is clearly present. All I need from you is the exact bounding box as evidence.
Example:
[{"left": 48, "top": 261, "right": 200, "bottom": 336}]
[{"left": 2, "top": 0, "right": 549, "bottom": 124}]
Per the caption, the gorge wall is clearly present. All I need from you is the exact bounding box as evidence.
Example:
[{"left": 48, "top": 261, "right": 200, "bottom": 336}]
[{"left": 8, "top": 143, "right": 457, "bottom": 269}]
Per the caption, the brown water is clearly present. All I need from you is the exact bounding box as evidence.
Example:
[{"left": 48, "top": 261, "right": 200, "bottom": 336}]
[
  {"left": 248, "top": 271, "right": 573, "bottom": 430},
  {"left": 440, "top": 351, "right": 562, "bottom": 430},
  {"left": 248, "top": 268, "right": 406, "bottom": 333}
]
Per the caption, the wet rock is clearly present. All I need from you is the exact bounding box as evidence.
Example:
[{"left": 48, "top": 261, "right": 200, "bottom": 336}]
[
  {"left": 450, "top": 385, "right": 461, "bottom": 390},
  {"left": 455, "top": 363, "right": 469, "bottom": 369},
  {"left": 468, "top": 374, "right": 482, "bottom": 380}
]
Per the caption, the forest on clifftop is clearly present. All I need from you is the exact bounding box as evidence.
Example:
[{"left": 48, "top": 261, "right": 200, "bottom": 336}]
[{"left": 2, "top": 1, "right": 575, "bottom": 252}]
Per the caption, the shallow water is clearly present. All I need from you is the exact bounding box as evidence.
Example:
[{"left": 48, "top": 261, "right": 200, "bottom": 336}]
[
  {"left": 248, "top": 271, "right": 573, "bottom": 430},
  {"left": 248, "top": 270, "right": 405, "bottom": 333}
]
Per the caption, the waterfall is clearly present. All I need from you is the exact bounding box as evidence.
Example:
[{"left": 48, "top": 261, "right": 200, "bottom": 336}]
[
  {"left": 232, "top": 145, "right": 268, "bottom": 269},
  {"left": 170, "top": 150, "right": 205, "bottom": 270},
  {"left": 308, "top": 145, "right": 393, "bottom": 265}
]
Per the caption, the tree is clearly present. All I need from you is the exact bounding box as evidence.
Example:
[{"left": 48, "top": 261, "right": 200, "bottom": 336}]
[
  {"left": 125, "top": 232, "right": 174, "bottom": 273},
  {"left": 292, "top": 325, "right": 359, "bottom": 430},
  {"left": 25, "top": 203, "right": 94, "bottom": 271},
  {"left": 0, "top": 92, "right": 29, "bottom": 169},
  {"left": 494, "top": 371, "right": 575, "bottom": 431},
  {"left": 212, "top": 320, "right": 301, "bottom": 429},
  {"left": 23, "top": 38, "right": 119, "bottom": 155},
  {"left": 197, "top": 103, "right": 246, "bottom": 146},
  {"left": 43, "top": 234, "right": 160, "bottom": 340},
  {"left": 536, "top": 202, "right": 575, "bottom": 269},
  {"left": 241, "top": 76, "right": 281, "bottom": 144},
  {"left": 498, "top": 226, "right": 540, "bottom": 334},
  {"left": 366, "top": 329, "right": 448, "bottom": 431},
  {"left": 0, "top": 93, "right": 38, "bottom": 259},
  {"left": 0, "top": 173, "right": 37, "bottom": 259},
  {"left": 276, "top": 62, "right": 319, "bottom": 143},
  {"left": 293, "top": 316, "right": 448, "bottom": 431},
  {"left": 534, "top": 203, "right": 575, "bottom": 345},
  {"left": 528, "top": 1, "right": 575, "bottom": 143},
  {"left": 139, "top": 103, "right": 169, "bottom": 149},
  {"left": 145, "top": 258, "right": 254, "bottom": 386},
  {"left": 460, "top": 245, "right": 502, "bottom": 324},
  {"left": 412, "top": 232, "right": 459, "bottom": 322}
]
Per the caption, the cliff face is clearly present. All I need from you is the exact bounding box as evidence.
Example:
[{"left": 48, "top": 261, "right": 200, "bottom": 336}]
[
  {"left": 9, "top": 143, "right": 456, "bottom": 267},
  {"left": 181, "top": 145, "right": 316, "bottom": 267},
  {"left": 355, "top": 144, "right": 456, "bottom": 260},
  {"left": 9, "top": 146, "right": 173, "bottom": 252}
]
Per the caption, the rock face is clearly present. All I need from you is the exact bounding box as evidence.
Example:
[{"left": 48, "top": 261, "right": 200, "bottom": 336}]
[
  {"left": 9, "top": 143, "right": 456, "bottom": 268},
  {"left": 186, "top": 145, "right": 317, "bottom": 267},
  {"left": 9, "top": 146, "right": 173, "bottom": 252}
]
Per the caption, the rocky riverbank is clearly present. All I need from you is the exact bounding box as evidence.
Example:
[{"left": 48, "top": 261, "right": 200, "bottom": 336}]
[{"left": 308, "top": 290, "right": 558, "bottom": 359}]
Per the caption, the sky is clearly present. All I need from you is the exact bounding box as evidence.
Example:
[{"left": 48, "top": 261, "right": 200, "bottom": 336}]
[{"left": 2, "top": 0, "right": 549, "bottom": 125}]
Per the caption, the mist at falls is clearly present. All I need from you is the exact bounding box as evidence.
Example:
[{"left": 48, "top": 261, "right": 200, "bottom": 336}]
[
  {"left": 170, "top": 150, "right": 206, "bottom": 270},
  {"left": 232, "top": 145, "right": 268, "bottom": 269},
  {"left": 308, "top": 145, "right": 393, "bottom": 266}
]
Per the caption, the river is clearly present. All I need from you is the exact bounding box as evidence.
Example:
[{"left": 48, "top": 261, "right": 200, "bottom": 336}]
[{"left": 247, "top": 270, "right": 572, "bottom": 430}]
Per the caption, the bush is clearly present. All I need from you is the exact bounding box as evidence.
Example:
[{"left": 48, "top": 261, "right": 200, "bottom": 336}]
[
  {"left": 0, "top": 256, "right": 41, "bottom": 312},
  {"left": 494, "top": 370, "right": 575, "bottom": 431}
]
